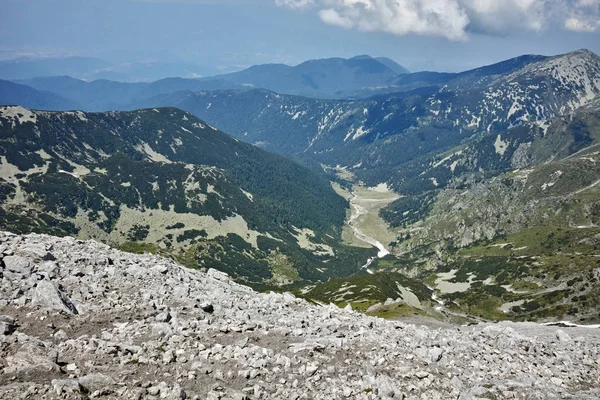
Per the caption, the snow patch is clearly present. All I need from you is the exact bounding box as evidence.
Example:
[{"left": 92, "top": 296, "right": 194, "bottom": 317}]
[
  {"left": 135, "top": 142, "right": 172, "bottom": 164},
  {"left": 0, "top": 106, "right": 37, "bottom": 128},
  {"left": 351, "top": 126, "right": 370, "bottom": 141},
  {"left": 494, "top": 134, "right": 509, "bottom": 156}
]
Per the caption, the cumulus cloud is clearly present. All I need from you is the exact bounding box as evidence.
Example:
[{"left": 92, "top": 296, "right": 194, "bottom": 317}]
[
  {"left": 563, "top": 0, "right": 600, "bottom": 32},
  {"left": 276, "top": 0, "right": 600, "bottom": 40}
]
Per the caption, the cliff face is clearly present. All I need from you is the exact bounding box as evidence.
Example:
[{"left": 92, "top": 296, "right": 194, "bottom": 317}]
[{"left": 1, "top": 231, "right": 599, "bottom": 399}]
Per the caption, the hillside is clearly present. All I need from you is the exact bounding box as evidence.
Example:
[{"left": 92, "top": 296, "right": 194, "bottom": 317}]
[
  {"left": 0, "top": 106, "right": 373, "bottom": 287},
  {"left": 352, "top": 99, "right": 600, "bottom": 322},
  {"left": 266, "top": 53, "right": 600, "bottom": 322},
  {"left": 0, "top": 231, "right": 598, "bottom": 399}
]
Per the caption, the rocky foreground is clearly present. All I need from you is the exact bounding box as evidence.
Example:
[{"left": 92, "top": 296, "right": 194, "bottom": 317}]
[{"left": 0, "top": 232, "right": 599, "bottom": 399}]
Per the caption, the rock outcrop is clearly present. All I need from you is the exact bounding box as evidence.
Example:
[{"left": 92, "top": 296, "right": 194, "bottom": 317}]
[{"left": 0, "top": 231, "right": 599, "bottom": 399}]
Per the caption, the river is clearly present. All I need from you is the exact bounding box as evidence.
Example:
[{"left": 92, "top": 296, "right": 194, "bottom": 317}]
[{"left": 345, "top": 185, "right": 400, "bottom": 273}]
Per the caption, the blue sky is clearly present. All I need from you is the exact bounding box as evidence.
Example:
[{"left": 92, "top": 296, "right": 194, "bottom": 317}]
[{"left": 1, "top": 0, "right": 600, "bottom": 73}]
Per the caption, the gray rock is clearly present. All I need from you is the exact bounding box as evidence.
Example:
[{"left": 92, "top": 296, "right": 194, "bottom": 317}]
[
  {"left": 153, "top": 264, "right": 169, "bottom": 274},
  {"left": 556, "top": 330, "right": 572, "bottom": 343},
  {"left": 3, "top": 255, "right": 32, "bottom": 278},
  {"left": 20, "top": 243, "right": 55, "bottom": 261},
  {"left": 156, "top": 311, "right": 171, "bottom": 322},
  {"left": 5, "top": 343, "right": 59, "bottom": 375},
  {"left": 0, "top": 315, "right": 16, "bottom": 335},
  {"left": 51, "top": 379, "right": 82, "bottom": 396},
  {"left": 32, "top": 279, "right": 79, "bottom": 314},
  {"left": 429, "top": 347, "right": 444, "bottom": 362},
  {"left": 163, "top": 349, "right": 175, "bottom": 364},
  {"left": 199, "top": 301, "right": 214, "bottom": 313}
]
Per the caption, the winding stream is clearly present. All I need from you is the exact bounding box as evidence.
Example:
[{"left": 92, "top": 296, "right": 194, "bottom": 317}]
[{"left": 346, "top": 187, "right": 398, "bottom": 273}]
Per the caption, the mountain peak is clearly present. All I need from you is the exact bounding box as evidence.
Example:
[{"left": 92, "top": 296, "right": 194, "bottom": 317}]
[
  {"left": 350, "top": 55, "right": 375, "bottom": 61},
  {"left": 567, "top": 48, "right": 597, "bottom": 57}
]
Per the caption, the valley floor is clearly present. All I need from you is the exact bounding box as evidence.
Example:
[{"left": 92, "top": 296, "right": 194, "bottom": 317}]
[{"left": 334, "top": 183, "right": 400, "bottom": 253}]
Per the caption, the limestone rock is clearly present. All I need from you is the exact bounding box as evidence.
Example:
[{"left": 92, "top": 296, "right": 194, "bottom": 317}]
[
  {"left": 32, "top": 279, "right": 79, "bottom": 314},
  {"left": 0, "top": 231, "right": 598, "bottom": 400}
]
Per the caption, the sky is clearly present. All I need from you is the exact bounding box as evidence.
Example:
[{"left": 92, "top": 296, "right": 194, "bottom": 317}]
[{"left": 1, "top": 0, "right": 600, "bottom": 73}]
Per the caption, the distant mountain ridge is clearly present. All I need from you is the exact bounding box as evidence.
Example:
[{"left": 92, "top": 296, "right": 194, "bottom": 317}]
[
  {"left": 374, "top": 56, "right": 410, "bottom": 74},
  {"left": 12, "top": 75, "right": 246, "bottom": 111},
  {"left": 3, "top": 50, "right": 600, "bottom": 195},
  {"left": 203, "top": 55, "right": 407, "bottom": 97},
  {"left": 127, "top": 50, "right": 600, "bottom": 194},
  {"left": 0, "top": 79, "right": 79, "bottom": 111},
  {"left": 0, "top": 56, "right": 111, "bottom": 80},
  {"left": 4, "top": 54, "right": 410, "bottom": 101}
]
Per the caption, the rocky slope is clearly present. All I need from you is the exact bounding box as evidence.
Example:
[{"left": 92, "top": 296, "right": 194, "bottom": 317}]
[{"left": 1, "top": 231, "right": 599, "bottom": 400}]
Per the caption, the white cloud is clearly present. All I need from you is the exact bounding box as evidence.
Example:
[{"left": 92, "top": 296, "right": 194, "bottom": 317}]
[
  {"left": 318, "top": 8, "right": 355, "bottom": 29},
  {"left": 274, "top": 0, "right": 315, "bottom": 9},
  {"left": 276, "top": 0, "right": 600, "bottom": 40},
  {"left": 563, "top": 0, "right": 600, "bottom": 32}
]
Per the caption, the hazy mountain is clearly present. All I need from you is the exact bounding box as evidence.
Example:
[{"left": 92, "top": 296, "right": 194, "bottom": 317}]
[
  {"left": 85, "top": 61, "right": 225, "bottom": 82},
  {"left": 16, "top": 76, "right": 244, "bottom": 111},
  {"left": 0, "top": 80, "right": 79, "bottom": 110},
  {"left": 0, "top": 106, "right": 373, "bottom": 286},
  {"left": 0, "top": 56, "right": 111, "bottom": 80},
  {"left": 374, "top": 56, "right": 410, "bottom": 74},
  {"left": 204, "top": 55, "right": 403, "bottom": 97}
]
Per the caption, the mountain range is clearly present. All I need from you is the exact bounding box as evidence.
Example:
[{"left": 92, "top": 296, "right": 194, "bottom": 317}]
[
  {"left": 1, "top": 54, "right": 409, "bottom": 96},
  {"left": 2, "top": 49, "right": 600, "bottom": 323},
  {"left": 7, "top": 51, "right": 598, "bottom": 193},
  {"left": 130, "top": 50, "right": 600, "bottom": 193},
  {"left": 5, "top": 55, "right": 410, "bottom": 104}
]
